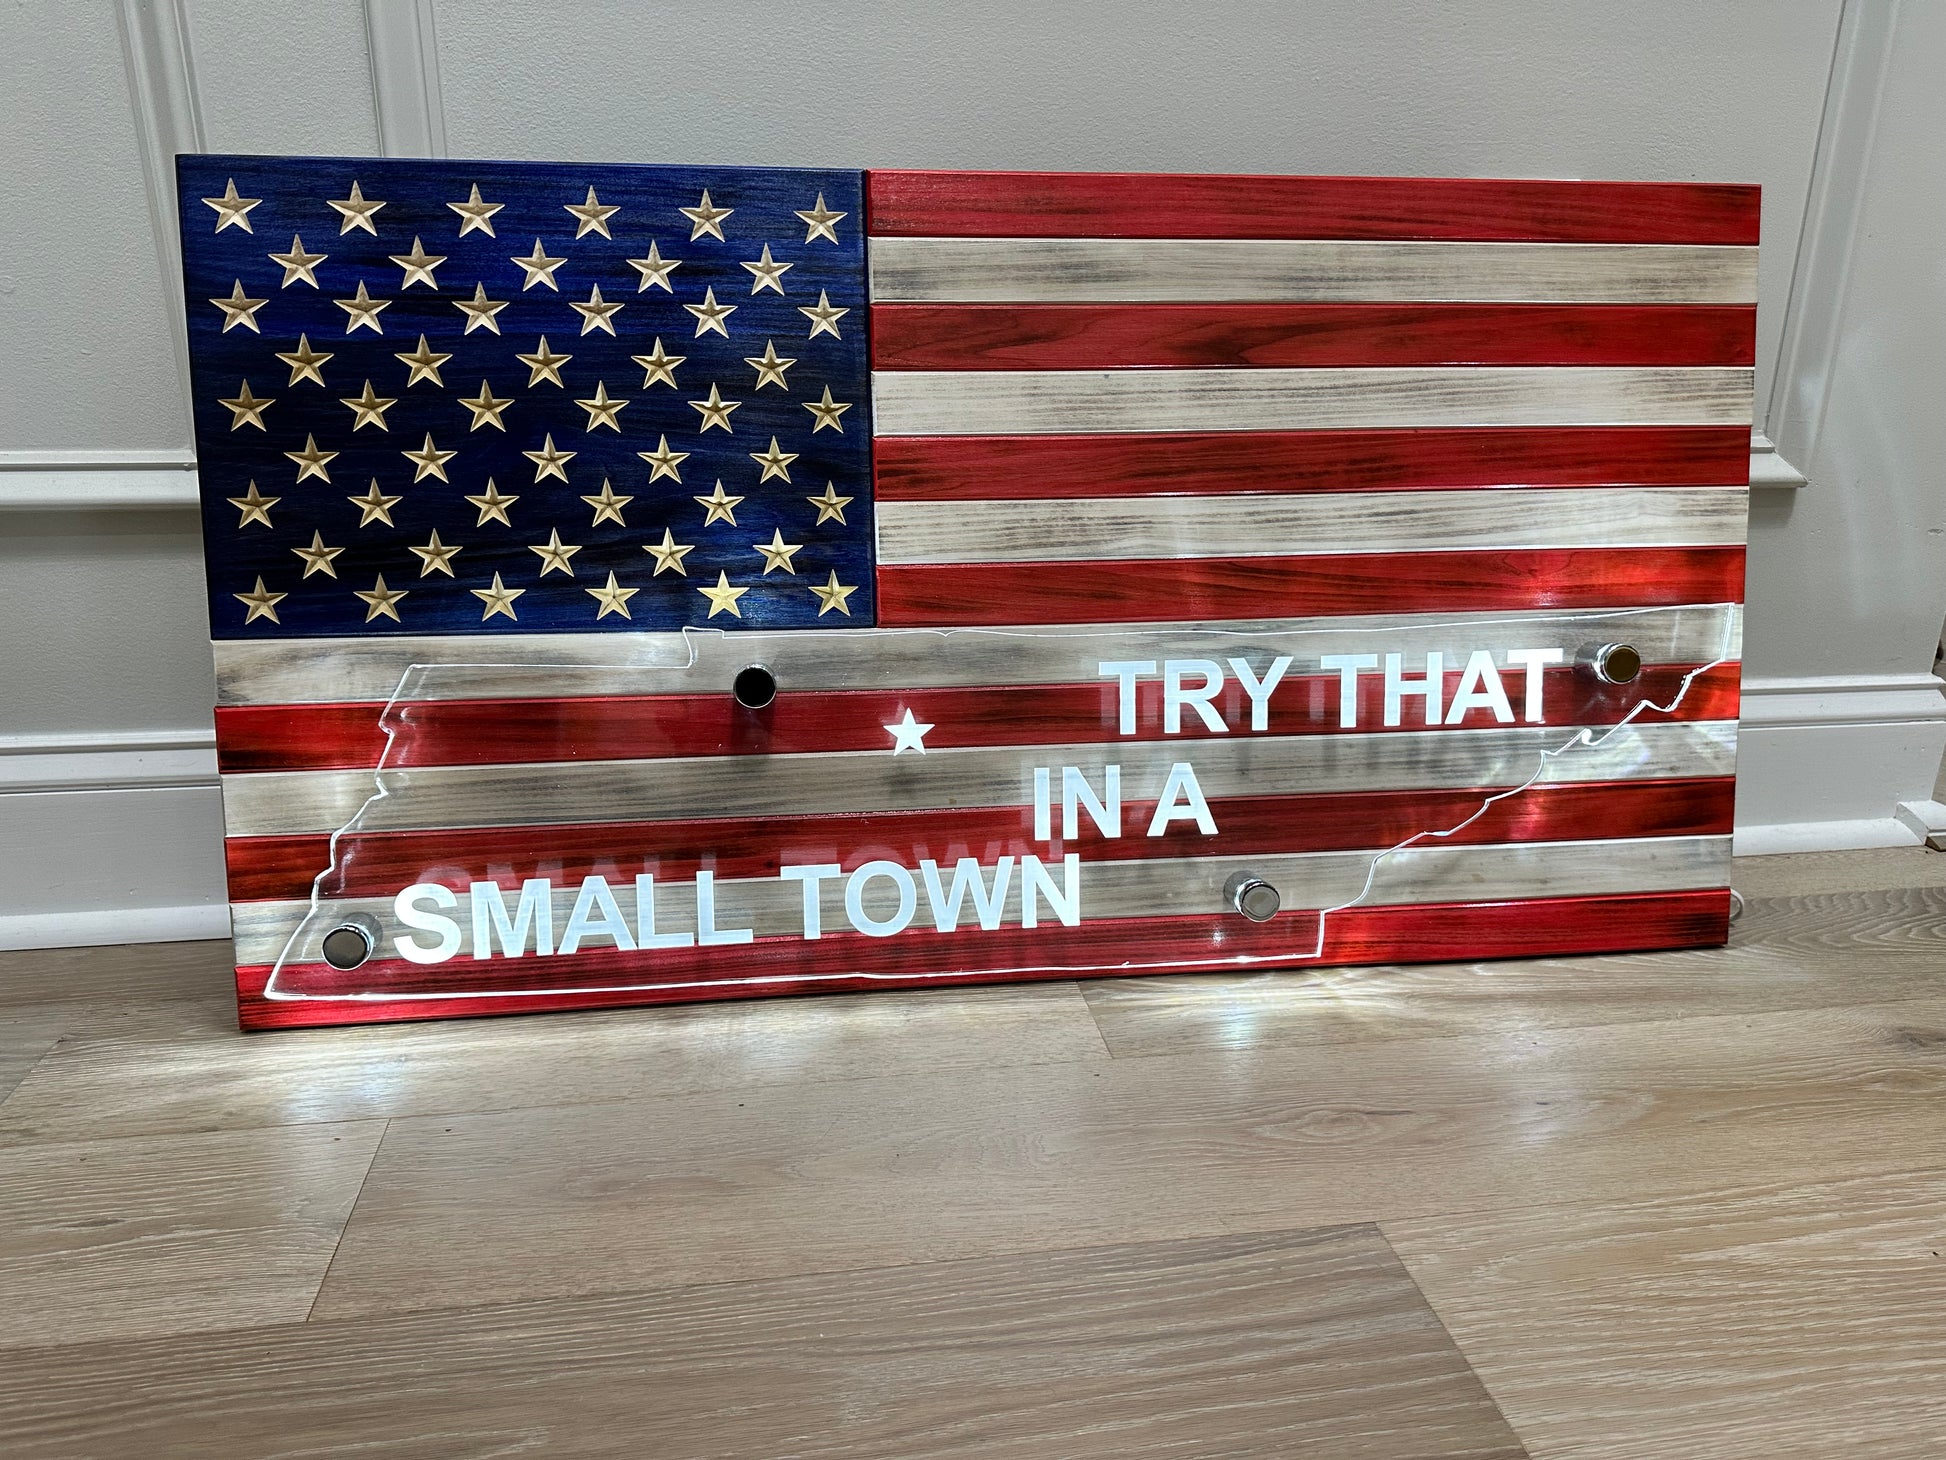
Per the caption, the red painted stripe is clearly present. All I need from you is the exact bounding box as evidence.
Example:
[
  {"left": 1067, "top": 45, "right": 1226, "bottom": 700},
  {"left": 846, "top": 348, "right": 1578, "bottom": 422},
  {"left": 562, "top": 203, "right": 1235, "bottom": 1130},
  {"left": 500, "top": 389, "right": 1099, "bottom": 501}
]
[
  {"left": 878, "top": 547, "right": 1746, "bottom": 627},
  {"left": 872, "top": 426, "right": 1751, "bottom": 500},
  {"left": 236, "top": 887, "right": 1733, "bottom": 1028},
  {"left": 214, "top": 662, "right": 1738, "bottom": 773},
  {"left": 224, "top": 778, "right": 1735, "bottom": 904},
  {"left": 864, "top": 171, "right": 1761, "bottom": 245},
  {"left": 870, "top": 304, "right": 1756, "bottom": 371}
]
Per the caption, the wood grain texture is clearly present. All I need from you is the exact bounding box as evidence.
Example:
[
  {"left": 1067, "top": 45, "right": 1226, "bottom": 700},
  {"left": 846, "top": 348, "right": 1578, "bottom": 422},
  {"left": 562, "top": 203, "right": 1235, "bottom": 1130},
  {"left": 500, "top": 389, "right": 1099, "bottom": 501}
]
[
  {"left": 0, "top": 1011, "right": 66, "bottom": 1103},
  {"left": 876, "top": 546, "right": 1746, "bottom": 626},
  {"left": 869, "top": 302, "right": 1758, "bottom": 369},
  {"left": 870, "top": 365, "right": 1755, "bottom": 436},
  {"left": 244, "top": 891, "right": 1732, "bottom": 1029},
  {"left": 0, "top": 977, "right": 1107, "bottom": 1148},
  {"left": 1729, "top": 846, "right": 1946, "bottom": 898},
  {"left": 864, "top": 169, "right": 1761, "bottom": 244},
  {"left": 872, "top": 426, "right": 1755, "bottom": 500},
  {"left": 0, "top": 1120, "right": 382, "bottom": 1348},
  {"left": 1387, "top": 1168, "right": 1946, "bottom": 1458},
  {"left": 305, "top": 993, "right": 1946, "bottom": 1318},
  {"left": 875, "top": 487, "right": 1748, "bottom": 564},
  {"left": 214, "top": 661, "right": 1739, "bottom": 774},
  {"left": 867, "top": 238, "right": 1759, "bottom": 304},
  {"left": 1080, "top": 883, "right": 1946, "bottom": 1058},
  {"left": 0, "top": 1226, "right": 1528, "bottom": 1460},
  {"left": 225, "top": 777, "right": 1738, "bottom": 904},
  {"left": 217, "top": 718, "right": 1738, "bottom": 837},
  {"left": 232, "top": 835, "right": 1731, "bottom": 967},
  {"left": 210, "top": 603, "right": 1744, "bottom": 705}
]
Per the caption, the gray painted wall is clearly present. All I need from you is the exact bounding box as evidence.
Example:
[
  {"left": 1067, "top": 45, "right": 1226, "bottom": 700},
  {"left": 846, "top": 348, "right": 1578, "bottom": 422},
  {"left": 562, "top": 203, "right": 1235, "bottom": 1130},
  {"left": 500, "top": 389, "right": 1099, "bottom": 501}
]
[{"left": 4, "top": 0, "right": 1942, "bottom": 940}]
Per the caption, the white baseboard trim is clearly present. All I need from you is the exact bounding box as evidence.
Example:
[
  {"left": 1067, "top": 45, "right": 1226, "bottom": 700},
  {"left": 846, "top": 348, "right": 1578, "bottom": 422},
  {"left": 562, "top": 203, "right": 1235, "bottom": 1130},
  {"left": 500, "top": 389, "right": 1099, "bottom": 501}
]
[
  {"left": 1734, "top": 671, "right": 1946, "bottom": 855},
  {"left": 0, "top": 903, "right": 230, "bottom": 953},
  {"left": 1733, "top": 818, "right": 1923, "bottom": 857}
]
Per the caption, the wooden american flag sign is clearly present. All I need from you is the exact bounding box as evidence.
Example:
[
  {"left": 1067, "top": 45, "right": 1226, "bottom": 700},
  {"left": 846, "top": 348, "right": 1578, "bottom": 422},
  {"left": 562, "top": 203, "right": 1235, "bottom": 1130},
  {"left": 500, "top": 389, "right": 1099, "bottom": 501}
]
[{"left": 178, "top": 158, "right": 1753, "bottom": 1030}]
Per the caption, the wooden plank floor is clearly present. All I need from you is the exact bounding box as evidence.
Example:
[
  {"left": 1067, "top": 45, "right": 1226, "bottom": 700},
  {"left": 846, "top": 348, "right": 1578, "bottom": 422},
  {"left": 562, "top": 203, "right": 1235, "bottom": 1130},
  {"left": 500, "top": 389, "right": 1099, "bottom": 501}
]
[{"left": 1, "top": 847, "right": 1943, "bottom": 1456}]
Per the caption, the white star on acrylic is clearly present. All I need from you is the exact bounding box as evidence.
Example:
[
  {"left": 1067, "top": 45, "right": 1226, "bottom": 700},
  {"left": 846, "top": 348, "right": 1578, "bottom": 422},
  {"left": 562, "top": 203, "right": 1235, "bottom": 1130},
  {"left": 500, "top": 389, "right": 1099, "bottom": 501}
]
[{"left": 884, "top": 709, "right": 934, "bottom": 756}]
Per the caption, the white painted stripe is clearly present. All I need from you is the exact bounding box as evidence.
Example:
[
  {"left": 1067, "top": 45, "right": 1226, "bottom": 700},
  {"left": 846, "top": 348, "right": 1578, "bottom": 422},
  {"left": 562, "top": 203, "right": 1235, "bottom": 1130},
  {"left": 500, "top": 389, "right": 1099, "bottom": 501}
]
[
  {"left": 870, "top": 367, "right": 1753, "bottom": 437},
  {"left": 876, "top": 488, "right": 1748, "bottom": 565},
  {"left": 217, "top": 720, "right": 1738, "bottom": 837},
  {"left": 867, "top": 237, "right": 1760, "bottom": 305},
  {"left": 212, "top": 605, "right": 1744, "bottom": 706},
  {"left": 232, "top": 834, "right": 1731, "bottom": 965}
]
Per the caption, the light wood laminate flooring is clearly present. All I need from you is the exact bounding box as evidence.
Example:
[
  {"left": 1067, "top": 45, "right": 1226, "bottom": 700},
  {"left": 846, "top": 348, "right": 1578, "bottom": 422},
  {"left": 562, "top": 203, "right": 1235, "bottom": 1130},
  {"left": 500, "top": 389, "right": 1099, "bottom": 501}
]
[{"left": 2, "top": 847, "right": 1943, "bottom": 1456}]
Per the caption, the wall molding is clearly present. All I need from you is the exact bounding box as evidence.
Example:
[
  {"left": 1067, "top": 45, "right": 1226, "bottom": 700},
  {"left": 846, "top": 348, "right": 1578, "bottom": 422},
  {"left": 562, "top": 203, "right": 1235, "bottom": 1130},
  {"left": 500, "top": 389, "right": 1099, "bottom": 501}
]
[
  {"left": 365, "top": 0, "right": 448, "bottom": 158},
  {"left": 0, "top": 730, "right": 218, "bottom": 795},
  {"left": 1763, "top": 0, "right": 1899, "bottom": 463},
  {"left": 0, "top": 904, "right": 230, "bottom": 954},
  {"left": 1735, "top": 668, "right": 1946, "bottom": 856},
  {"left": 114, "top": 0, "right": 204, "bottom": 426},
  {"left": 0, "top": 452, "right": 199, "bottom": 511}
]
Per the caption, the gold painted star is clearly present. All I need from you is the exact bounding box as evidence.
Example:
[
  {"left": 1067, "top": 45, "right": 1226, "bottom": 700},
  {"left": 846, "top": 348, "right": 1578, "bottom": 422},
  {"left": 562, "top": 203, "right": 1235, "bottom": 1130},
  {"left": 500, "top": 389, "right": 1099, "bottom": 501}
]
[
  {"left": 292, "top": 529, "right": 345, "bottom": 578},
  {"left": 340, "top": 379, "right": 397, "bottom": 431},
  {"left": 752, "top": 528, "right": 804, "bottom": 575},
  {"left": 328, "top": 181, "right": 386, "bottom": 235},
  {"left": 679, "top": 189, "right": 733, "bottom": 241},
  {"left": 407, "top": 528, "right": 463, "bottom": 577},
  {"left": 800, "top": 289, "right": 848, "bottom": 339},
  {"left": 643, "top": 527, "right": 695, "bottom": 575},
  {"left": 570, "top": 283, "right": 623, "bottom": 336},
  {"left": 218, "top": 381, "right": 274, "bottom": 430},
  {"left": 203, "top": 179, "right": 261, "bottom": 233},
  {"left": 805, "top": 481, "right": 852, "bottom": 525},
  {"left": 285, "top": 434, "right": 336, "bottom": 482},
  {"left": 354, "top": 574, "right": 408, "bottom": 623},
  {"left": 347, "top": 479, "right": 401, "bottom": 526},
  {"left": 334, "top": 280, "right": 389, "bottom": 334},
  {"left": 402, "top": 432, "right": 457, "bottom": 482},
  {"left": 234, "top": 576, "right": 285, "bottom": 623},
  {"left": 795, "top": 193, "right": 846, "bottom": 244},
  {"left": 276, "top": 334, "right": 332, "bottom": 386},
  {"left": 698, "top": 570, "right": 748, "bottom": 618},
  {"left": 395, "top": 334, "right": 451, "bottom": 387},
  {"left": 210, "top": 280, "right": 268, "bottom": 333},
  {"left": 740, "top": 243, "right": 793, "bottom": 295},
  {"left": 389, "top": 236, "right": 446, "bottom": 289},
  {"left": 454, "top": 282, "right": 509, "bottom": 334},
  {"left": 626, "top": 240, "right": 681, "bottom": 292},
  {"left": 529, "top": 527, "right": 582, "bottom": 576},
  {"left": 749, "top": 436, "right": 799, "bottom": 483},
  {"left": 638, "top": 435, "right": 690, "bottom": 483},
  {"left": 683, "top": 286, "right": 736, "bottom": 338},
  {"left": 808, "top": 570, "right": 857, "bottom": 616},
  {"left": 522, "top": 432, "right": 575, "bottom": 482},
  {"left": 687, "top": 382, "right": 740, "bottom": 433},
  {"left": 465, "top": 477, "right": 518, "bottom": 526},
  {"left": 458, "top": 381, "right": 514, "bottom": 430},
  {"left": 268, "top": 234, "right": 326, "bottom": 287},
  {"left": 516, "top": 336, "right": 570, "bottom": 387},
  {"left": 632, "top": 338, "right": 685, "bottom": 389},
  {"left": 693, "top": 479, "right": 743, "bottom": 525},
  {"left": 580, "top": 478, "right": 633, "bottom": 525},
  {"left": 574, "top": 381, "right": 629, "bottom": 431},
  {"left": 510, "top": 238, "right": 566, "bottom": 290},
  {"left": 448, "top": 183, "right": 502, "bottom": 237},
  {"left": 744, "top": 340, "right": 796, "bottom": 391},
  {"left": 471, "top": 572, "right": 525, "bottom": 621},
  {"left": 804, "top": 386, "right": 852, "bottom": 433},
  {"left": 586, "top": 571, "right": 640, "bottom": 619},
  {"left": 227, "top": 481, "right": 279, "bottom": 527},
  {"left": 565, "top": 186, "right": 619, "bottom": 239}
]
